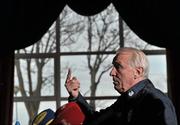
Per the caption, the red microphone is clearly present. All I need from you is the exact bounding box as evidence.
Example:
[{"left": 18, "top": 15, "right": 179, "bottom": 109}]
[{"left": 50, "top": 102, "right": 85, "bottom": 125}]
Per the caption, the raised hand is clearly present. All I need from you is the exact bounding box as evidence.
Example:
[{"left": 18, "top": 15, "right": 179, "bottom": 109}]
[{"left": 65, "top": 68, "right": 80, "bottom": 98}]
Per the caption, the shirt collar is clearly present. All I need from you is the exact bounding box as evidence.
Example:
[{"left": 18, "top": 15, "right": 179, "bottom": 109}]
[{"left": 125, "top": 79, "right": 148, "bottom": 97}]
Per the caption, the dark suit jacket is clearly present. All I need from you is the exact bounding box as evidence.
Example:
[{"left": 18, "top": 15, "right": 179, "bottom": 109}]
[{"left": 69, "top": 79, "right": 178, "bottom": 125}]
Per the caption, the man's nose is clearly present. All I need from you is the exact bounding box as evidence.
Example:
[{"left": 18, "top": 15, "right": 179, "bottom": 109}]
[{"left": 110, "top": 67, "right": 115, "bottom": 76}]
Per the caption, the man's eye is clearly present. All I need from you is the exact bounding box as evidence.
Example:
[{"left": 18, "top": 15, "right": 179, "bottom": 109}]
[{"left": 113, "top": 62, "right": 122, "bottom": 69}]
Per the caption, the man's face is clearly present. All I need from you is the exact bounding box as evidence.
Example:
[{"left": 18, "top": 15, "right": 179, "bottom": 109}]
[{"left": 110, "top": 52, "right": 136, "bottom": 93}]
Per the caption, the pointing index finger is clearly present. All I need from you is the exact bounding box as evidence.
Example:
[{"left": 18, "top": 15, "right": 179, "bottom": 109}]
[{"left": 66, "top": 68, "right": 72, "bottom": 83}]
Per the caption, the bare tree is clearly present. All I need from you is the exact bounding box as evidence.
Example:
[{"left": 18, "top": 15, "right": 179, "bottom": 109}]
[
  {"left": 85, "top": 4, "right": 119, "bottom": 109},
  {"left": 14, "top": 6, "right": 84, "bottom": 125},
  {"left": 15, "top": 38, "right": 55, "bottom": 124}
]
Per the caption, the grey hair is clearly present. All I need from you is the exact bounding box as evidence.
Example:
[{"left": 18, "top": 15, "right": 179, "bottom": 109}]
[{"left": 116, "top": 47, "right": 150, "bottom": 78}]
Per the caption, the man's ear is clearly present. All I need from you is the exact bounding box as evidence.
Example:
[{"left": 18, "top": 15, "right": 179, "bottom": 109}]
[{"left": 134, "top": 67, "right": 144, "bottom": 79}]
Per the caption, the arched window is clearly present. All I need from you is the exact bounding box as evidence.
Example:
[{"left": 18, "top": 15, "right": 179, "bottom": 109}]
[{"left": 13, "top": 4, "right": 166, "bottom": 125}]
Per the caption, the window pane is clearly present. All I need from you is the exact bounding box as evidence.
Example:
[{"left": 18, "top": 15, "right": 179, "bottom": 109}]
[
  {"left": 60, "top": 55, "right": 91, "bottom": 97},
  {"left": 60, "top": 5, "right": 119, "bottom": 52},
  {"left": 60, "top": 54, "right": 119, "bottom": 97},
  {"left": 13, "top": 102, "right": 29, "bottom": 125},
  {"left": 14, "top": 58, "right": 54, "bottom": 97},
  {"left": 148, "top": 55, "right": 167, "bottom": 93}
]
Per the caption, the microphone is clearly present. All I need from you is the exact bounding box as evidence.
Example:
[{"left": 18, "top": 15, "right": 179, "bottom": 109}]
[{"left": 31, "top": 108, "right": 55, "bottom": 125}]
